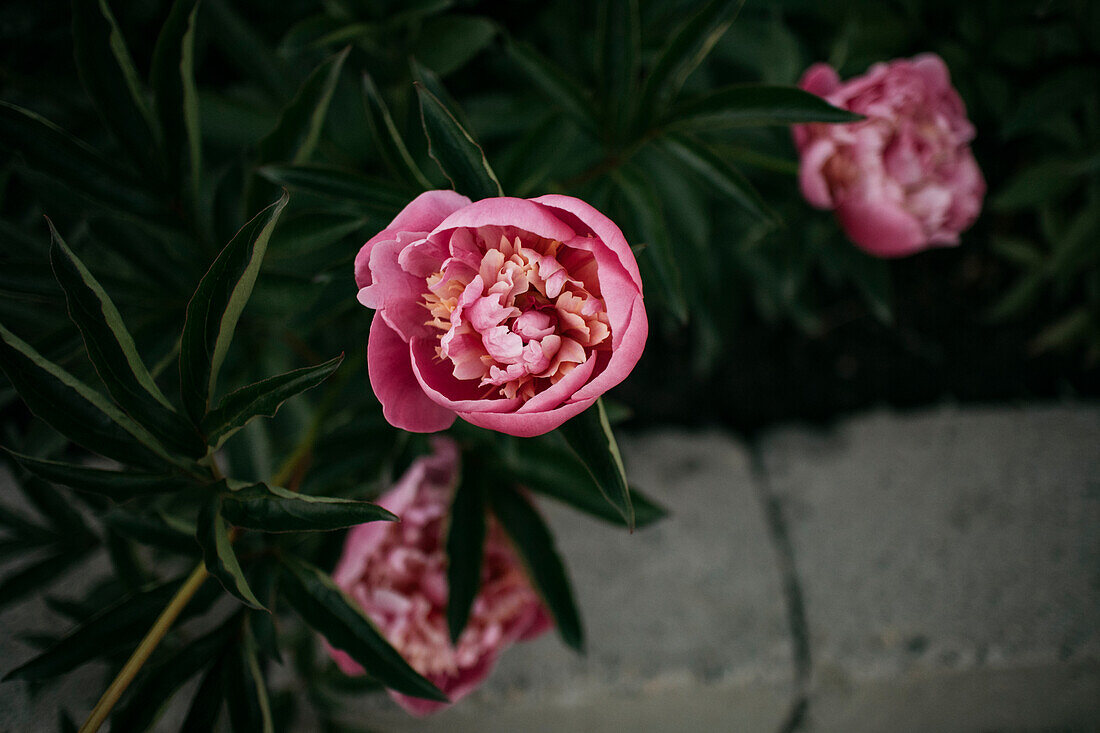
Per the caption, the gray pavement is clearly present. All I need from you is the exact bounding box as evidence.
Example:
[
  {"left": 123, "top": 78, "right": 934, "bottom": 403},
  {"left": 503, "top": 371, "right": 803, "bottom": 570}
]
[{"left": 1, "top": 403, "right": 1098, "bottom": 731}]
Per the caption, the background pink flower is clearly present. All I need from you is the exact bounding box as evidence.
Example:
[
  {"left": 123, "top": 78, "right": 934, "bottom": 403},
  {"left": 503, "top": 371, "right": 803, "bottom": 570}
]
[
  {"left": 792, "top": 54, "right": 986, "bottom": 258},
  {"left": 327, "top": 438, "right": 551, "bottom": 716},
  {"left": 355, "top": 192, "right": 647, "bottom": 437}
]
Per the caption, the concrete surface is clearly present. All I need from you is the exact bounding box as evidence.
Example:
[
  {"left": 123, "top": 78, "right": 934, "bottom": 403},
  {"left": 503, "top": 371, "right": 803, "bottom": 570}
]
[{"left": 1, "top": 403, "right": 1098, "bottom": 731}]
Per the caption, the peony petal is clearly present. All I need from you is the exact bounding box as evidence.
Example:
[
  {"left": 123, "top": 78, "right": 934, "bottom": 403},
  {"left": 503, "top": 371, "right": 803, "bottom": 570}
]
[
  {"left": 431, "top": 197, "right": 576, "bottom": 243},
  {"left": 459, "top": 396, "right": 597, "bottom": 438},
  {"left": 367, "top": 317, "right": 456, "bottom": 433},
  {"left": 570, "top": 294, "right": 647, "bottom": 402},
  {"left": 797, "top": 139, "right": 839, "bottom": 209},
  {"left": 834, "top": 191, "right": 928, "bottom": 258},
  {"left": 798, "top": 63, "right": 842, "bottom": 97},
  {"left": 409, "top": 337, "right": 522, "bottom": 413},
  {"left": 357, "top": 237, "right": 432, "bottom": 341},
  {"left": 531, "top": 195, "right": 643, "bottom": 291},
  {"left": 388, "top": 190, "right": 472, "bottom": 235},
  {"left": 517, "top": 349, "right": 597, "bottom": 413}
]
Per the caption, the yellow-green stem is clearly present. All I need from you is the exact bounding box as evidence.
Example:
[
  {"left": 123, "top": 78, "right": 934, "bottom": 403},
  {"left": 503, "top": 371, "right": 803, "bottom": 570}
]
[{"left": 78, "top": 562, "right": 210, "bottom": 733}]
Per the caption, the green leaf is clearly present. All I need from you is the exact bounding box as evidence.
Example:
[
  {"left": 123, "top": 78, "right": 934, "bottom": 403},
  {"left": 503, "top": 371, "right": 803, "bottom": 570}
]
[
  {"left": 557, "top": 399, "right": 633, "bottom": 530},
  {"left": 501, "top": 433, "right": 665, "bottom": 528},
  {"left": 361, "top": 73, "right": 433, "bottom": 189},
  {"left": 202, "top": 355, "right": 343, "bottom": 448},
  {"left": 7, "top": 475, "right": 92, "bottom": 542},
  {"left": 181, "top": 655, "right": 227, "bottom": 732},
  {"left": 279, "top": 557, "right": 447, "bottom": 702},
  {"left": 612, "top": 166, "right": 688, "bottom": 324},
  {"left": 596, "top": 0, "right": 640, "bottom": 139},
  {"left": 991, "top": 158, "right": 1089, "bottom": 211},
  {"left": 48, "top": 221, "right": 204, "bottom": 458},
  {"left": 111, "top": 621, "right": 236, "bottom": 733},
  {"left": 105, "top": 508, "right": 198, "bottom": 554},
  {"left": 659, "top": 133, "right": 774, "bottom": 222},
  {"left": 0, "top": 102, "right": 163, "bottom": 217},
  {"left": 219, "top": 481, "right": 396, "bottom": 533},
  {"left": 505, "top": 39, "right": 597, "bottom": 135},
  {"left": 257, "top": 48, "right": 349, "bottom": 166},
  {"left": 196, "top": 495, "right": 265, "bottom": 609},
  {"left": 413, "top": 15, "right": 498, "bottom": 77},
  {"left": 257, "top": 165, "right": 408, "bottom": 214},
  {"left": 3, "top": 574, "right": 200, "bottom": 682},
  {"left": 150, "top": 0, "right": 203, "bottom": 204},
  {"left": 0, "top": 323, "right": 183, "bottom": 470},
  {"left": 668, "top": 85, "right": 862, "bottom": 129},
  {"left": 488, "top": 487, "right": 583, "bottom": 652},
  {"left": 226, "top": 616, "right": 274, "bottom": 733},
  {"left": 71, "top": 0, "right": 162, "bottom": 180},
  {"left": 415, "top": 82, "right": 503, "bottom": 200},
  {"left": 446, "top": 457, "right": 487, "bottom": 643},
  {"left": 204, "top": 0, "right": 293, "bottom": 102},
  {"left": 637, "top": 0, "right": 746, "bottom": 122},
  {"left": 0, "top": 549, "right": 93, "bottom": 612},
  {"left": 178, "top": 192, "right": 289, "bottom": 423},
  {"left": 4, "top": 449, "right": 196, "bottom": 500}
]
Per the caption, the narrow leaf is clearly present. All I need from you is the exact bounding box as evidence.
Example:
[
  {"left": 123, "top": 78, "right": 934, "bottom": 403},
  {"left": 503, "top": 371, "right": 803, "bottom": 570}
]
[
  {"left": 48, "top": 221, "right": 204, "bottom": 457},
  {"left": 668, "top": 84, "right": 862, "bottom": 129},
  {"left": 505, "top": 40, "right": 596, "bottom": 134},
  {"left": 181, "top": 655, "right": 227, "bottom": 732},
  {"left": 415, "top": 82, "right": 503, "bottom": 200},
  {"left": 280, "top": 557, "right": 448, "bottom": 702},
  {"left": 226, "top": 617, "right": 274, "bottom": 733},
  {"left": 488, "top": 487, "right": 583, "bottom": 652},
  {"left": 557, "top": 399, "right": 633, "bottom": 530},
  {"left": 203, "top": 355, "right": 343, "bottom": 448},
  {"left": 219, "top": 482, "right": 396, "bottom": 533},
  {"left": 446, "top": 458, "right": 487, "bottom": 643},
  {"left": 596, "top": 0, "right": 640, "bottom": 139},
  {"left": 105, "top": 508, "right": 197, "bottom": 554},
  {"left": 4, "top": 449, "right": 196, "bottom": 500},
  {"left": 150, "top": 0, "right": 203, "bottom": 203},
  {"left": 179, "top": 192, "right": 289, "bottom": 422},
  {"left": 196, "top": 495, "right": 265, "bottom": 609},
  {"left": 638, "top": 0, "right": 746, "bottom": 118},
  {"left": 361, "top": 73, "right": 433, "bottom": 189},
  {"left": 257, "top": 47, "right": 350, "bottom": 166},
  {"left": 0, "top": 102, "right": 163, "bottom": 217},
  {"left": 0, "top": 550, "right": 93, "bottom": 612},
  {"left": 257, "top": 165, "right": 407, "bottom": 214},
  {"left": 71, "top": 0, "right": 162, "bottom": 179},
  {"left": 659, "top": 133, "right": 774, "bottom": 222},
  {"left": 613, "top": 167, "right": 688, "bottom": 324},
  {"left": 0, "top": 323, "right": 182, "bottom": 470}
]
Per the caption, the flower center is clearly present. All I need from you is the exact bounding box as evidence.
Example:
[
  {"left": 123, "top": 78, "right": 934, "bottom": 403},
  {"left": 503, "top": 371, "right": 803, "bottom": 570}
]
[{"left": 422, "top": 233, "right": 611, "bottom": 401}]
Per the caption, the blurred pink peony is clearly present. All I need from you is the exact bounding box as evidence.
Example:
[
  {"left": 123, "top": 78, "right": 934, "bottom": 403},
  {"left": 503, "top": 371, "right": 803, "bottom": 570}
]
[
  {"left": 793, "top": 54, "right": 985, "bottom": 257},
  {"left": 327, "top": 438, "right": 551, "bottom": 716},
  {"left": 355, "top": 192, "right": 647, "bottom": 437}
]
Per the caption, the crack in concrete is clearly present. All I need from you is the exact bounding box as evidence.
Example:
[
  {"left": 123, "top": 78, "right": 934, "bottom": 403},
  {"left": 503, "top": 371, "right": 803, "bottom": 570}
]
[{"left": 748, "top": 442, "right": 812, "bottom": 733}]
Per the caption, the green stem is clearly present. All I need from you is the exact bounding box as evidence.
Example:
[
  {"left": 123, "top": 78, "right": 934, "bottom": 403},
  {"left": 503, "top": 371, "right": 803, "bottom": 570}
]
[{"left": 78, "top": 563, "right": 210, "bottom": 733}]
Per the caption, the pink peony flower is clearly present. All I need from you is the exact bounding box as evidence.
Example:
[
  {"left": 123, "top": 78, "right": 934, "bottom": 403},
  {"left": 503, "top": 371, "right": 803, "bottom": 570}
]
[
  {"left": 792, "top": 54, "right": 986, "bottom": 258},
  {"left": 355, "top": 192, "right": 647, "bottom": 437},
  {"left": 327, "top": 438, "right": 551, "bottom": 716}
]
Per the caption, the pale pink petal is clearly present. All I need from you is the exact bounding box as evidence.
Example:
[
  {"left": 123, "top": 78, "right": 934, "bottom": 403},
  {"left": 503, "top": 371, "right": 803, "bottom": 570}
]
[
  {"left": 388, "top": 190, "right": 472, "bottom": 235},
  {"left": 367, "top": 317, "right": 456, "bottom": 433},
  {"left": 409, "top": 338, "right": 522, "bottom": 414}
]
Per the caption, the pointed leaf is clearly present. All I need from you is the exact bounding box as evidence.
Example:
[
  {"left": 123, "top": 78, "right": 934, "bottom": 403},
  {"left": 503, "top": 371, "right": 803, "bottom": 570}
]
[
  {"left": 4, "top": 449, "right": 197, "bottom": 500},
  {"left": 226, "top": 617, "right": 274, "bottom": 733},
  {"left": 612, "top": 167, "right": 688, "bottom": 324},
  {"left": 0, "top": 323, "right": 184, "bottom": 470},
  {"left": 257, "top": 47, "right": 349, "bottom": 166},
  {"left": 638, "top": 0, "right": 746, "bottom": 120},
  {"left": 668, "top": 84, "right": 863, "bottom": 129},
  {"left": 179, "top": 192, "right": 289, "bottom": 422},
  {"left": 202, "top": 354, "right": 343, "bottom": 448},
  {"left": 205, "top": 0, "right": 293, "bottom": 102},
  {"left": 219, "top": 481, "right": 396, "bottom": 533},
  {"left": 257, "top": 165, "right": 407, "bottom": 214},
  {"left": 279, "top": 556, "right": 448, "bottom": 702},
  {"left": 196, "top": 495, "right": 265, "bottom": 609},
  {"left": 0, "top": 549, "right": 93, "bottom": 612},
  {"left": 659, "top": 133, "right": 774, "bottom": 222},
  {"left": 181, "top": 655, "right": 227, "bottom": 732},
  {"left": 488, "top": 487, "right": 583, "bottom": 652},
  {"left": 557, "top": 399, "right": 633, "bottom": 530},
  {"left": 596, "top": 0, "right": 640, "bottom": 139},
  {"left": 150, "top": 0, "right": 203, "bottom": 202},
  {"left": 415, "top": 82, "right": 503, "bottom": 200},
  {"left": 48, "top": 221, "right": 204, "bottom": 457},
  {"left": 0, "top": 102, "right": 163, "bottom": 217},
  {"left": 105, "top": 508, "right": 198, "bottom": 554},
  {"left": 71, "top": 0, "right": 162, "bottom": 179},
  {"left": 504, "top": 40, "right": 596, "bottom": 134},
  {"left": 361, "top": 73, "right": 432, "bottom": 189},
  {"left": 446, "top": 457, "right": 486, "bottom": 643}
]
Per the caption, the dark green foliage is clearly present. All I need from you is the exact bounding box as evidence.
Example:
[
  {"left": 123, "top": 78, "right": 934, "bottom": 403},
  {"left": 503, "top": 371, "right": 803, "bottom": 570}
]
[{"left": 445, "top": 455, "right": 487, "bottom": 643}]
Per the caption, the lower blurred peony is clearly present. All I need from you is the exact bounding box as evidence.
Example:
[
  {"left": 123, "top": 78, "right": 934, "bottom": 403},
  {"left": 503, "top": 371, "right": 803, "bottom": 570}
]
[
  {"left": 326, "top": 437, "right": 551, "bottom": 715},
  {"left": 792, "top": 54, "right": 985, "bottom": 258}
]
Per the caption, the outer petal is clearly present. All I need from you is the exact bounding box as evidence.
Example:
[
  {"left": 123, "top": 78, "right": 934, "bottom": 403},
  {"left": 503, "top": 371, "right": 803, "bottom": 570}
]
[
  {"left": 570, "top": 295, "right": 647, "bottom": 403},
  {"left": 358, "top": 237, "right": 434, "bottom": 341},
  {"left": 835, "top": 192, "right": 928, "bottom": 258},
  {"left": 409, "top": 338, "right": 522, "bottom": 414},
  {"left": 797, "top": 138, "right": 839, "bottom": 209},
  {"left": 431, "top": 197, "right": 577, "bottom": 243},
  {"left": 531, "top": 195, "right": 644, "bottom": 291},
  {"left": 459, "top": 396, "right": 597, "bottom": 438},
  {"left": 367, "top": 317, "right": 456, "bottom": 433},
  {"left": 798, "top": 63, "right": 842, "bottom": 97}
]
